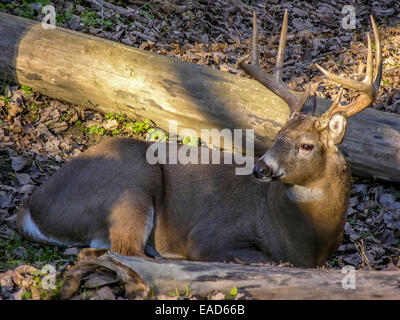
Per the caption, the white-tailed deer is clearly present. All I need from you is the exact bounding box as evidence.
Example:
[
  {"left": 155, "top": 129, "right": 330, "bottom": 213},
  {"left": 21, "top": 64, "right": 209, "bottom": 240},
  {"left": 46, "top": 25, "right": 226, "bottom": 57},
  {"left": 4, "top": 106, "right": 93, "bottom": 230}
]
[{"left": 17, "top": 11, "right": 382, "bottom": 267}]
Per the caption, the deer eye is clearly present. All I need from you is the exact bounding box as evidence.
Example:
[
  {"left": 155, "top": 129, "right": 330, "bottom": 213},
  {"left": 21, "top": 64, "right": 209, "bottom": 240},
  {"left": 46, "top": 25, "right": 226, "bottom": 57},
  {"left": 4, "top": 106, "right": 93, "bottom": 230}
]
[{"left": 299, "top": 144, "right": 314, "bottom": 151}]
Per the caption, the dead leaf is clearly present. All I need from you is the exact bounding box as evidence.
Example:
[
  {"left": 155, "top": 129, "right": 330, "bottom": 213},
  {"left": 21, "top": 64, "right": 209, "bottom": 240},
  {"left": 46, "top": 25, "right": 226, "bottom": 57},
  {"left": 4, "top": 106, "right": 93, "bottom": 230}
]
[
  {"left": 91, "top": 286, "right": 116, "bottom": 300},
  {"left": 83, "top": 273, "right": 119, "bottom": 289}
]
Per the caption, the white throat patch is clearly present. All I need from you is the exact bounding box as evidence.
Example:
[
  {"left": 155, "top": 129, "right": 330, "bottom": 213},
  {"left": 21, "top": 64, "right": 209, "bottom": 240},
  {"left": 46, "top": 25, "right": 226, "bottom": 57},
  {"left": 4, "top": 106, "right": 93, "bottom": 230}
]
[{"left": 286, "top": 185, "right": 323, "bottom": 203}]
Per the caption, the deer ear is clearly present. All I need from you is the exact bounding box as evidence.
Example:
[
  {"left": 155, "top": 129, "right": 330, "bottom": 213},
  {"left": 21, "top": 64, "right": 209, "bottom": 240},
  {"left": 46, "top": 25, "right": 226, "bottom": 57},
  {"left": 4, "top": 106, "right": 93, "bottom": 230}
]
[{"left": 328, "top": 113, "right": 347, "bottom": 144}]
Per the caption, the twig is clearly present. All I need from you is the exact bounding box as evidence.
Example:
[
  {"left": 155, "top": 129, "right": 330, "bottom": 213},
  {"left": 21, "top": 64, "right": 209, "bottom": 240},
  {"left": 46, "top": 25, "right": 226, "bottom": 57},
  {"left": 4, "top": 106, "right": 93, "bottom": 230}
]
[
  {"left": 353, "top": 239, "right": 373, "bottom": 271},
  {"left": 85, "top": 0, "right": 134, "bottom": 17},
  {"left": 205, "top": 21, "right": 239, "bottom": 43},
  {"left": 131, "top": 30, "right": 156, "bottom": 43},
  {"left": 100, "top": 2, "right": 103, "bottom": 31},
  {"left": 85, "top": 0, "right": 152, "bottom": 19},
  {"left": 130, "top": 0, "right": 153, "bottom": 16},
  {"left": 234, "top": 258, "right": 250, "bottom": 265},
  {"left": 62, "top": 11, "right": 73, "bottom": 30}
]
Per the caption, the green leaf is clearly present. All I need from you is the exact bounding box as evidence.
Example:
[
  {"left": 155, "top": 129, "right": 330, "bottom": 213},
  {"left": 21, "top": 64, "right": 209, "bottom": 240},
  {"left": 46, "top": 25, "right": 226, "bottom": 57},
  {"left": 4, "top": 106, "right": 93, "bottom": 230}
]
[
  {"left": 230, "top": 286, "right": 238, "bottom": 296},
  {"left": 21, "top": 85, "right": 32, "bottom": 94},
  {"left": 183, "top": 137, "right": 199, "bottom": 146},
  {"left": 89, "top": 124, "right": 99, "bottom": 134}
]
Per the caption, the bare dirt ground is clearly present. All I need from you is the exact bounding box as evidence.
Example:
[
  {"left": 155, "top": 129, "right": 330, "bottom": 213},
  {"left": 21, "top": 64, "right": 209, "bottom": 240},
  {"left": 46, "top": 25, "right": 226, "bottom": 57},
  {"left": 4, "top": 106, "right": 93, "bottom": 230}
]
[{"left": 0, "top": 0, "right": 399, "bottom": 300}]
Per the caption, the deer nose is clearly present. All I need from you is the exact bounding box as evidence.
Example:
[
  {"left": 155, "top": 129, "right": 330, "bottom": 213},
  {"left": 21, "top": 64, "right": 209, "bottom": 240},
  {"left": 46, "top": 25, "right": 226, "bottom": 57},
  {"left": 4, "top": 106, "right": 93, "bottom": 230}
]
[{"left": 253, "top": 162, "right": 273, "bottom": 179}]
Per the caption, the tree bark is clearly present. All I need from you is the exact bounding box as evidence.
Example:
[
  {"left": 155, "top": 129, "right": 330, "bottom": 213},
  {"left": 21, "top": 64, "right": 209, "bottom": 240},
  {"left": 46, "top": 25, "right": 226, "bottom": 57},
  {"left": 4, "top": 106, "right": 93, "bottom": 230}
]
[
  {"left": 0, "top": 13, "right": 399, "bottom": 181},
  {"left": 61, "top": 252, "right": 400, "bottom": 300}
]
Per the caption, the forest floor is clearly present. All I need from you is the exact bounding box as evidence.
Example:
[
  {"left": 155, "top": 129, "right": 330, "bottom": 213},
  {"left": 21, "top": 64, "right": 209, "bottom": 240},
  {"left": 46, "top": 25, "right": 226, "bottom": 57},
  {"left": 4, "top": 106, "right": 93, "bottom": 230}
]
[{"left": 0, "top": 0, "right": 399, "bottom": 300}]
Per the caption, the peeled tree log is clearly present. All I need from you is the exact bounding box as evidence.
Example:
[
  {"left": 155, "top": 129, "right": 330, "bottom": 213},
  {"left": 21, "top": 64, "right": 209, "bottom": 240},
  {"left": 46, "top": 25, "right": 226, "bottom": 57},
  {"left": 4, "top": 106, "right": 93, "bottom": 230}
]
[
  {"left": 60, "top": 251, "right": 400, "bottom": 300},
  {"left": 0, "top": 13, "right": 399, "bottom": 181}
]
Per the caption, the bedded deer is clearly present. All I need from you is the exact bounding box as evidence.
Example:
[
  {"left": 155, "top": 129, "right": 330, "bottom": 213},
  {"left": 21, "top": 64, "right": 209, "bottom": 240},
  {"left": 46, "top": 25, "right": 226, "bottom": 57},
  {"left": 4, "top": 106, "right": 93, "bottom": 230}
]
[{"left": 17, "top": 11, "right": 382, "bottom": 267}]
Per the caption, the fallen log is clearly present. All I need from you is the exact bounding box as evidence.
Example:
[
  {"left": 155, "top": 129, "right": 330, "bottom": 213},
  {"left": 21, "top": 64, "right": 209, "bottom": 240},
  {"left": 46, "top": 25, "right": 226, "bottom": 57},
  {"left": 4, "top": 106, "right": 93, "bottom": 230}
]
[
  {"left": 0, "top": 13, "right": 399, "bottom": 181},
  {"left": 61, "top": 251, "right": 400, "bottom": 300}
]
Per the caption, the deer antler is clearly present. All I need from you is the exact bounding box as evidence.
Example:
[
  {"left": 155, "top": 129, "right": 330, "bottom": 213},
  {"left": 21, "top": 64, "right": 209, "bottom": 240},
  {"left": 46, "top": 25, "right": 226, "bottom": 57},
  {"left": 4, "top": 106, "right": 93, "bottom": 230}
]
[
  {"left": 237, "top": 10, "right": 309, "bottom": 116},
  {"left": 315, "top": 16, "right": 382, "bottom": 130}
]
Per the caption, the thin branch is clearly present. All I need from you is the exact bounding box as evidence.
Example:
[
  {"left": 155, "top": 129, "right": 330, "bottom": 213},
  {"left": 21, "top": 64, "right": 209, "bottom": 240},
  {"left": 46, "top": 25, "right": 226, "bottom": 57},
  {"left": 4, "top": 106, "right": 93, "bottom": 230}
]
[
  {"left": 131, "top": 30, "right": 156, "bottom": 42},
  {"left": 205, "top": 21, "right": 239, "bottom": 43},
  {"left": 85, "top": 0, "right": 134, "bottom": 17}
]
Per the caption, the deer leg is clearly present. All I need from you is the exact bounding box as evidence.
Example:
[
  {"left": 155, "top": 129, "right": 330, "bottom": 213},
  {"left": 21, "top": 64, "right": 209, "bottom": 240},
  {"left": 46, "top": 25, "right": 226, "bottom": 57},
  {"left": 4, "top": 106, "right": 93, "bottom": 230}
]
[{"left": 108, "top": 193, "right": 155, "bottom": 257}]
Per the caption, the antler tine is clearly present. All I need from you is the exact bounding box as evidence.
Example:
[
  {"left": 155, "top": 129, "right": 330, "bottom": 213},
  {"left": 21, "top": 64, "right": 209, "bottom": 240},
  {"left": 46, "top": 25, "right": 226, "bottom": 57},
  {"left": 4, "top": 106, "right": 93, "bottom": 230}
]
[
  {"left": 292, "top": 83, "right": 311, "bottom": 116},
  {"left": 315, "top": 15, "right": 382, "bottom": 128},
  {"left": 314, "top": 62, "right": 369, "bottom": 94},
  {"left": 275, "top": 9, "right": 288, "bottom": 81},
  {"left": 323, "top": 87, "right": 344, "bottom": 118},
  {"left": 236, "top": 12, "right": 260, "bottom": 67},
  {"left": 238, "top": 10, "right": 307, "bottom": 115},
  {"left": 371, "top": 15, "right": 382, "bottom": 92}
]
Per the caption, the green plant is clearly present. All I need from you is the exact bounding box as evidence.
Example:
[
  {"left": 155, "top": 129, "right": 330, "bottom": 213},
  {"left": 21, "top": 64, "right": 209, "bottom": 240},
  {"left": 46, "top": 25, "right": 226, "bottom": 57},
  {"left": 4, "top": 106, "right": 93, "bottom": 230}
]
[
  {"left": 80, "top": 10, "right": 98, "bottom": 26},
  {"left": 111, "top": 128, "right": 120, "bottom": 135},
  {"left": 0, "top": 96, "right": 9, "bottom": 104},
  {"left": 21, "top": 85, "right": 32, "bottom": 94},
  {"left": 185, "top": 284, "right": 190, "bottom": 297},
  {"left": 9, "top": 1, "right": 52, "bottom": 20},
  {"left": 327, "top": 257, "right": 339, "bottom": 267},
  {"left": 150, "top": 282, "right": 156, "bottom": 299},
  {"left": 21, "top": 271, "right": 65, "bottom": 300},
  {"left": 230, "top": 286, "right": 238, "bottom": 297},
  {"left": 195, "top": 1, "right": 205, "bottom": 9},
  {"left": 182, "top": 136, "right": 199, "bottom": 146},
  {"left": 148, "top": 128, "right": 168, "bottom": 141},
  {"left": 142, "top": 3, "right": 154, "bottom": 19},
  {"left": 22, "top": 290, "right": 32, "bottom": 299},
  {"left": 80, "top": 10, "right": 115, "bottom": 30},
  {"left": 74, "top": 119, "right": 89, "bottom": 134},
  {"left": 102, "top": 19, "right": 115, "bottom": 30},
  {"left": 56, "top": 8, "right": 75, "bottom": 25},
  {"left": 18, "top": 2, "right": 35, "bottom": 19},
  {"left": 126, "top": 118, "right": 150, "bottom": 134},
  {"left": 0, "top": 233, "right": 71, "bottom": 272},
  {"left": 360, "top": 231, "right": 372, "bottom": 238},
  {"left": 0, "top": 2, "right": 16, "bottom": 15},
  {"left": 89, "top": 123, "right": 104, "bottom": 135},
  {"left": 169, "top": 287, "right": 180, "bottom": 298},
  {"left": 29, "top": 101, "right": 38, "bottom": 112},
  {"left": 347, "top": 217, "right": 356, "bottom": 225},
  {"left": 105, "top": 112, "right": 126, "bottom": 123}
]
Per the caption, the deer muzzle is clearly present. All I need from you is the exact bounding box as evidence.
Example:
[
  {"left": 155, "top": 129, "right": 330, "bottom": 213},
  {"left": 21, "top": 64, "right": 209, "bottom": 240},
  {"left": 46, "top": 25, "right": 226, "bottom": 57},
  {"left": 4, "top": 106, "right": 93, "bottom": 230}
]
[{"left": 253, "top": 154, "right": 284, "bottom": 181}]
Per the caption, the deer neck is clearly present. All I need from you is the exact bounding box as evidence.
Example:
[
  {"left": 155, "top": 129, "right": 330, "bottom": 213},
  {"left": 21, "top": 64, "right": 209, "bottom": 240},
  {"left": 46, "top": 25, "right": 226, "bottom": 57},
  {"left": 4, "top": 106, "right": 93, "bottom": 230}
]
[
  {"left": 287, "top": 150, "right": 350, "bottom": 218},
  {"left": 285, "top": 184, "right": 324, "bottom": 203},
  {"left": 266, "top": 156, "right": 351, "bottom": 265}
]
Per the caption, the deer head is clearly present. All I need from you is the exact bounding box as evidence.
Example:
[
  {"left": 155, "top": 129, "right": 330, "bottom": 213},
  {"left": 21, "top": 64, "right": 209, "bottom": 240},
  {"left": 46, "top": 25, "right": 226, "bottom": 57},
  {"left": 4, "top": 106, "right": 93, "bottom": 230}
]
[{"left": 238, "top": 10, "right": 382, "bottom": 187}]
